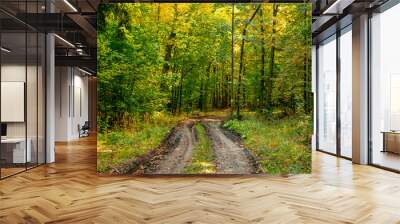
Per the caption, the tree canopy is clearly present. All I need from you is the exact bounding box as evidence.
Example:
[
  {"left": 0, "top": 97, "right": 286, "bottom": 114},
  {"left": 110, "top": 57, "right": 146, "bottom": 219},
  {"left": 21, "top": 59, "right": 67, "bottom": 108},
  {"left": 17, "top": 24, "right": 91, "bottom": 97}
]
[{"left": 97, "top": 3, "right": 312, "bottom": 131}]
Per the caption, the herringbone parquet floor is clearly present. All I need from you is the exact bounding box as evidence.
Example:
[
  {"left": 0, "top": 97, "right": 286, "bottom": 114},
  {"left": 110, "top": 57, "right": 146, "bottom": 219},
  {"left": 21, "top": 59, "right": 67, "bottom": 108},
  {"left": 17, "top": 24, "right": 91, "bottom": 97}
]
[{"left": 1, "top": 136, "right": 400, "bottom": 224}]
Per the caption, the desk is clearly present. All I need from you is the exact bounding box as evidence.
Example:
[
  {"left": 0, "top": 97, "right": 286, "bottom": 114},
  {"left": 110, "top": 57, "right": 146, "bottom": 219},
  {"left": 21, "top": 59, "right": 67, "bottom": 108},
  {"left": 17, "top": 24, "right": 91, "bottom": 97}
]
[
  {"left": 1, "top": 138, "right": 31, "bottom": 163},
  {"left": 382, "top": 131, "right": 400, "bottom": 154}
]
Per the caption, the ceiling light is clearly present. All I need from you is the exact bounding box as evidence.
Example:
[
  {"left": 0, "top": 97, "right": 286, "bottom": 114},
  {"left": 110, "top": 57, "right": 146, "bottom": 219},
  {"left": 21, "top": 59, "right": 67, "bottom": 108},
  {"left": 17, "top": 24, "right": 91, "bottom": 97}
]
[
  {"left": 1, "top": 47, "right": 11, "bottom": 53},
  {"left": 322, "top": 0, "right": 355, "bottom": 15},
  {"left": 323, "top": 1, "right": 340, "bottom": 14},
  {"left": 54, "top": 34, "right": 75, "bottom": 48},
  {"left": 63, "top": 0, "right": 78, "bottom": 12},
  {"left": 76, "top": 48, "right": 87, "bottom": 56},
  {"left": 78, "top": 67, "right": 93, "bottom": 76}
]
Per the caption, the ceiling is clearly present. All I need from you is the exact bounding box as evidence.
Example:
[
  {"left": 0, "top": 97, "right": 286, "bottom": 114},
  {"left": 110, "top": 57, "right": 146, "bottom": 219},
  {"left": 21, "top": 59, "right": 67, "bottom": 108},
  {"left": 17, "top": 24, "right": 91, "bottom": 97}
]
[
  {"left": 2, "top": 0, "right": 393, "bottom": 73},
  {"left": 311, "top": 0, "right": 390, "bottom": 43},
  {"left": 0, "top": 0, "right": 100, "bottom": 74}
]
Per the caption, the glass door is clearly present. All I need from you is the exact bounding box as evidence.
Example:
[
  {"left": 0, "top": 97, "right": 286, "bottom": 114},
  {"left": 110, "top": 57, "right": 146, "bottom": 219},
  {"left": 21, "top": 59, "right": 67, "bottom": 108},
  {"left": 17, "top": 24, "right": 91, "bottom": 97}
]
[
  {"left": 1, "top": 31, "right": 28, "bottom": 178},
  {"left": 370, "top": 4, "right": 400, "bottom": 171},
  {"left": 317, "top": 35, "right": 337, "bottom": 154},
  {"left": 339, "top": 26, "right": 352, "bottom": 158},
  {"left": 0, "top": 1, "right": 47, "bottom": 179}
]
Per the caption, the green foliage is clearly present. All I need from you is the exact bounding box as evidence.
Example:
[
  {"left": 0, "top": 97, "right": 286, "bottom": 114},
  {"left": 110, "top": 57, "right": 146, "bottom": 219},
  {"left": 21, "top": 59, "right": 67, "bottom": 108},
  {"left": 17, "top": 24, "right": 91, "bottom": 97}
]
[
  {"left": 224, "top": 112, "right": 312, "bottom": 174},
  {"left": 184, "top": 123, "right": 216, "bottom": 174},
  {"left": 97, "top": 3, "right": 312, "bottom": 174},
  {"left": 97, "top": 3, "right": 312, "bottom": 132}
]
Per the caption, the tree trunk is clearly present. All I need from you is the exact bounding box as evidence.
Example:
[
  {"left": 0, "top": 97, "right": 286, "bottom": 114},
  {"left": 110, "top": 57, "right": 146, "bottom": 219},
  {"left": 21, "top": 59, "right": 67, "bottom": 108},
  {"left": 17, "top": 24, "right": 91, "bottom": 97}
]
[
  {"left": 267, "top": 4, "right": 279, "bottom": 111},
  {"left": 230, "top": 3, "right": 235, "bottom": 109},
  {"left": 205, "top": 63, "right": 212, "bottom": 112},
  {"left": 178, "top": 73, "right": 184, "bottom": 114},
  {"left": 161, "top": 4, "right": 178, "bottom": 91},
  {"left": 236, "top": 5, "right": 261, "bottom": 118},
  {"left": 242, "top": 69, "right": 246, "bottom": 108},
  {"left": 198, "top": 79, "right": 204, "bottom": 111},
  {"left": 260, "top": 7, "right": 266, "bottom": 110},
  {"left": 236, "top": 29, "right": 245, "bottom": 118}
]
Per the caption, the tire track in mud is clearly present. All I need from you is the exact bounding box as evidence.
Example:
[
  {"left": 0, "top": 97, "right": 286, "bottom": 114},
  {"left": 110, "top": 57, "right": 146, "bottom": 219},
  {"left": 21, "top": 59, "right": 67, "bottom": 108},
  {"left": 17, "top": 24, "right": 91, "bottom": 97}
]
[
  {"left": 202, "top": 119, "right": 257, "bottom": 174},
  {"left": 144, "top": 118, "right": 257, "bottom": 174},
  {"left": 145, "top": 120, "right": 196, "bottom": 174}
]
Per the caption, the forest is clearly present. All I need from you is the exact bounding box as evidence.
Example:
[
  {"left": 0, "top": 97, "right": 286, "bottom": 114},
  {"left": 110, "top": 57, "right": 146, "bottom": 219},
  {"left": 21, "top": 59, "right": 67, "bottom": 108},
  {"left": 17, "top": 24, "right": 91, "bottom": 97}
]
[{"left": 97, "top": 3, "right": 312, "bottom": 175}]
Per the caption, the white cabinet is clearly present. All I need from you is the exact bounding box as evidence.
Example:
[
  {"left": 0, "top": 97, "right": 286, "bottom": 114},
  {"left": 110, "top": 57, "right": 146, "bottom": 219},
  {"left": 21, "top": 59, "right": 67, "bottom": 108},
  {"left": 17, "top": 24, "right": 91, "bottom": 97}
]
[{"left": 1, "top": 138, "right": 32, "bottom": 163}]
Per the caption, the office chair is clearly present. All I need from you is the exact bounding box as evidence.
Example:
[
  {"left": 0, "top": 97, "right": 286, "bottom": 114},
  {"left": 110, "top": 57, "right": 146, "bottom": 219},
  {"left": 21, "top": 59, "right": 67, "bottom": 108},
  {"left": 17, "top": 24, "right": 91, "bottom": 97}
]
[{"left": 79, "top": 121, "right": 90, "bottom": 138}]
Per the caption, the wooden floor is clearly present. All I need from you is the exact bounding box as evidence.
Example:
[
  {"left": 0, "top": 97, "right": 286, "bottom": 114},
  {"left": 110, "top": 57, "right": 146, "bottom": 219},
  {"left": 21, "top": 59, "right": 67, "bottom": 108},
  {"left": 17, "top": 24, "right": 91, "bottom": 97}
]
[
  {"left": 1, "top": 167, "right": 26, "bottom": 178},
  {"left": 372, "top": 150, "right": 400, "bottom": 171},
  {"left": 1, "top": 136, "right": 400, "bottom": 223}
]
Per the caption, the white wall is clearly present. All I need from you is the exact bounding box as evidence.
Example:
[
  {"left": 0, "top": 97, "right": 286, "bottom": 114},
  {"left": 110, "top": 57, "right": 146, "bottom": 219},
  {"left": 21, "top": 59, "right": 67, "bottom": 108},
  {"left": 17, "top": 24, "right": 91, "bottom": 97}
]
[
  {"left": 55, "top": 67, "right": 89, "bottom": 141},
  {"left": 55, "top": 66, "right": 70, "bottom": 141},
  {"left": 72, "top": 72, "right": 89, "bottom": 138},
  {"left": 1, "top": 65, "right": 42, "bottom": 137},
  {"left": 1, "top": 63, "right": 46, "bottom": 164}
]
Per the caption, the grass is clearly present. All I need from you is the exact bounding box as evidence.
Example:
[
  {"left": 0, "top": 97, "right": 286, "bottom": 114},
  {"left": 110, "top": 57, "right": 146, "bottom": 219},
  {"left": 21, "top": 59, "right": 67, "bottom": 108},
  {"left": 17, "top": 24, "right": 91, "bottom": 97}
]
[
  {"left": 184, "top": 123, "right": 216, "bottom": 174},
  {"left": 97, "top": 112, "right": 185, "bottom": 173},
  {"left": 196, "top": 110, "right": 230, "bottom": 118},
  {"left": 223, "top": 112, "right": 312, "bottom": 175}
]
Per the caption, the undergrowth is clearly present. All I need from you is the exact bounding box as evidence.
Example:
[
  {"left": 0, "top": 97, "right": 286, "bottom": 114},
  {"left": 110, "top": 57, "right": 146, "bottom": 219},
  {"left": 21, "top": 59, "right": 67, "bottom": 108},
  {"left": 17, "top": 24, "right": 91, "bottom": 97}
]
[
  {"left": 97, "top": 112, "right": 185, "bottom": 173},
  {"left": 223, "top": 112, "right": 312, "bottom": 175}
]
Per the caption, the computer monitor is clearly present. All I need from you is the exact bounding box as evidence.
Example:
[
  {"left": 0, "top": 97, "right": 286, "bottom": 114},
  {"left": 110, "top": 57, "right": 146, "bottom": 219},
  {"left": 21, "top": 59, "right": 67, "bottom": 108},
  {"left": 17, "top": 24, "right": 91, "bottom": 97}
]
[{"left": 1, "top": 123, "right": 7, "bottom": 137}]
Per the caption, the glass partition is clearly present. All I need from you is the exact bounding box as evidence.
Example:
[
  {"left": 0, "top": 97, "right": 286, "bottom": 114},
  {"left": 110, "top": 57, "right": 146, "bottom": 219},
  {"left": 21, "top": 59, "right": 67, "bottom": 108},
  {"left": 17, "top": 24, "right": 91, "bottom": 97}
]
[
  {"left": 339, "top": 26, "right": 352, "bottom": 158},
  {"left": 317, "top": 35, "right": 337, "bottom": 154},
  {"left": 0, "top": 1, "right": 46, "bottom": 179},
  {"left": 27, "top": 31, "right": 38, "bottom": 169},
  {"left": 38, "top": 32, "right": 46, "bottom": 165},
  {"left": 371, "top": 4, "right": 400, "bottom": 171},
  {"left": 1, "top": 31, "right": 28, "bottom": 177}
]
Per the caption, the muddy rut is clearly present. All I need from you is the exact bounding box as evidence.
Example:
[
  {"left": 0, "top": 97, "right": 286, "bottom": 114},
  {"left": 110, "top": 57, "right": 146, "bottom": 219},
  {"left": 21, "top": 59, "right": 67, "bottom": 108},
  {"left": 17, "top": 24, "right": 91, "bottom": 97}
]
[
  {"left": 145, "top": 120, "right": 196, "bottom": 174},
  {"left": 202, "top": 119, "right": 256, "bottom": 174},
  {"left": 144, "top": 118, "right": 257, "bottom": 174}
]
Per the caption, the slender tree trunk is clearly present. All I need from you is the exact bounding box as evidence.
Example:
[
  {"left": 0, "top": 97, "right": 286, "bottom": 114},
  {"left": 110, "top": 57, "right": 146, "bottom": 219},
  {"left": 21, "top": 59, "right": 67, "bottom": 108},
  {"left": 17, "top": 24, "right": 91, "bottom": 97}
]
[
  {"left": 162, "top": 35, "right": 176, "bottom": 75},
  {"left": 236, "top": 5, "right": 261, "bottom": 118},
  {"left": 156, "top": 4, "right": 161, "bottom": 52},
  {"left": 170, "top": 65, "right": 176, "bottom": 113},
  {"left": 213, "top": 66, "right": 217, "bottom": 109},
  {"left": 205, "top": 63, "right": 212, "bottom": 112},
  {"left": 236, "top": 29, "right": 245, "bottom": 118},
  {"left": 222, "top": 64, "right": 227, "bottom": 108},
  {"left": 243, "top": 67, "right": 246, "bottom": 108},
  {"left": 216, "top": 66, "right": 219, "bottom": 109},
  {"left": 267, "top": 4, "right": 279, "bottom": 110},
  {"left": 199, "top": 63, "right": 211, "bottom": 111},
  {"left": 231, "top": 3, "right": 235, "bottom": 109},
  {"left": 259, "top": 7, "right": 266, "bottom": 110},
  {"left": 157, "top": 4, "right": 161, "bottom": 22},
  {"left": 198, "top": 79, "right": 204, "bottom": 111},
  {"left": 161, "top": 4, "right": 178, "bottom": 91},
  {"left": 171, "top": 79, "right": 176, "bottom": 113},
  {"left": 178, "top": 73, "right": 184, "bottom": 114}
]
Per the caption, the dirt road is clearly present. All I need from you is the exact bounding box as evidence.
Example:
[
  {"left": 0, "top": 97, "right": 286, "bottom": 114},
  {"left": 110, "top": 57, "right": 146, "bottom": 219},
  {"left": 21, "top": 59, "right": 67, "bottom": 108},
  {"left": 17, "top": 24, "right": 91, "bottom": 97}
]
[
  {"left": 144, "top": 118, "right": 257, "bottom": 174},
  {"left": 145, "top": 120, "right": 196, "bottom": 174},
  {"left": 202, "top": 119, "right": 256, "bottom": 174}
]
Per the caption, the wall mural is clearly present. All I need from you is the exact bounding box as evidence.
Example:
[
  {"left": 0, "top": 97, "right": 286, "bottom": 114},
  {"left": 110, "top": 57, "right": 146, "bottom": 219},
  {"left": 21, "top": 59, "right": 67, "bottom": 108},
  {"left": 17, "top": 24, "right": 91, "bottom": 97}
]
[{"left": 97, "top": 3, "right": 312, "bottom": 175}]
